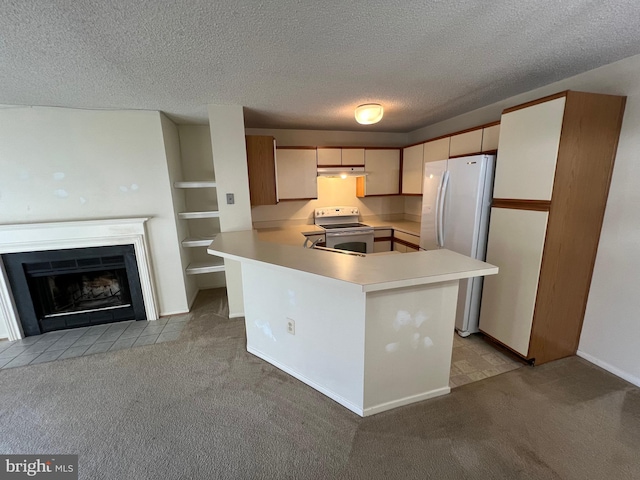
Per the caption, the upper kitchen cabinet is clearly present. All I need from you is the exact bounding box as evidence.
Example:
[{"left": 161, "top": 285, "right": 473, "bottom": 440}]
[
  {"left": 479, "top": 91, "right": 626, "bottom": 365},
  {"left": 401, "top": 143, "right": 424, "bottom": 195},
  {"left": 492, "top": 96, "right": 566, "bottom": 201},
  {"left": 246, "top": 135, "right": 277, "bottom": 206},
  {"left": 423, "top": 137, "right": 450, "bottom": 163},
  {"left": 356, "top": 149, "right": 400, "bottom": 197},
  {"left": 481, "top": 123, "right": 500, "bottom": 152},
  {"left": 276, "top": 147, "right": 318, "bottom": 200},
  {"left": 341, "top": 148, "right": 365, "bottom": 166},
  {"left": 316, "top": 147, "right": 342, "bottom": 166},
  {"left": 449, "top": 129, "right": 483, "bottom": 157},
  {"left": 316, "top": 147, "right": 365, "bottom": 166}
]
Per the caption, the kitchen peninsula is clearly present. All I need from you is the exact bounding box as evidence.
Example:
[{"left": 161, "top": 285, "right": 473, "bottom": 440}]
[{"left": 208, "top": 231, "right": 497, "bottom": 416}]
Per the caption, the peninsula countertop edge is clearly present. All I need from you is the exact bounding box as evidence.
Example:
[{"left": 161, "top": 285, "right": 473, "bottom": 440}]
[{"left": 207, "top": 231, "right": 498, "bottom": 293}]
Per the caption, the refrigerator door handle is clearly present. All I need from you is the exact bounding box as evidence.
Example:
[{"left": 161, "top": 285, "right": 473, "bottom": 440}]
[
  {"left": 434, "top": 173, "right": 445, "bottom": 247},
  {"left": 437, "top": 170, "right": 450, "bottom": 247}
]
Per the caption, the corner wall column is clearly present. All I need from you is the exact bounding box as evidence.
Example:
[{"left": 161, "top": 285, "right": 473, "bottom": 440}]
[{"left": 207, "top": 105, "right": 252, "bottom": 317}]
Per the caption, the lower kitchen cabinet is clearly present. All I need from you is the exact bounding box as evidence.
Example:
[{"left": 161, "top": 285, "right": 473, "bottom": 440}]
[
  {"left": 393, "top": 230, "right": 420, "bottom": 252},
  {"left": 276, "top": 148, "right": 318, "bottom": 200},
  {"left": 373, "top": 229, "right": 393, "bottom": 253},
  {"left": 479, "top": 208, "right": 548, "bottom": 357}
]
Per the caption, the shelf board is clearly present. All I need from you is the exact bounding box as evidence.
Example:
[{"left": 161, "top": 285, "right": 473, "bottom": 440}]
[
  {"left": 186, "top": 258, "right": 225, "bottom": 275},
  {"left": 181, "top": 236, "right": 217, "bottom": 248},
  {"left": 174, "top": 181, "right": 217, "bottom": 189},
  {"left": 178, "top": 211, "right": 220, "bottom": 220}
]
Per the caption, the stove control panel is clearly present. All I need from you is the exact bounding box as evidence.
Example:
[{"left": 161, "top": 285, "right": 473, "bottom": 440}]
[{"left": 315, "top": 206, "right": 359, "bottom": 218}]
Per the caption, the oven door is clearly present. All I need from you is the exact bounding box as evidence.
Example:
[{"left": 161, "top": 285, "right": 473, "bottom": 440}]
[{"left": 325, "top": 230, "right": 374, "bottom": 254}]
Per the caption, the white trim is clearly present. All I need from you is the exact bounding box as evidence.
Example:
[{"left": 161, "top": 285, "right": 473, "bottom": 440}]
[
  {"left": 247, "top": 346, "right": 364, "bottom": 416},
  {"left": 0, "top": 218, "right": 159, "bottom": 340},
  {"left": 228, "top": 312, "right": 245, "bottom": 319},
  {"left": 363, "top": 387, "right": 450, "bottom": 417},
  {"left": 0, "top": 260, "right": 23, "bottom": 341},
  {"left": 576, "top": 350, "right": 640, "bottom": 388}
]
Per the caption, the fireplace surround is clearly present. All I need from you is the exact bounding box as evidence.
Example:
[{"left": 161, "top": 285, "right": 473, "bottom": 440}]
[
  {"left": 0, "top": 218, "right": 159, "bottom": 340},
  {"left": 3, "top": 245, "right": 146, "bottom": 335}
]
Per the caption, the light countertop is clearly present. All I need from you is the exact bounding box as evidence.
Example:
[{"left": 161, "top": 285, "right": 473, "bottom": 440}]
[
  {"left": 208, "top": 231, "right": 497, "bottom": 292},
  {"left": 255, "top": 225, "right": 325, "bottom": 246}
]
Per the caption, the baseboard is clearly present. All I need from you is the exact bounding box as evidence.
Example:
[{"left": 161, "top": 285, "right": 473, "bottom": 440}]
[
  {"left": 229, "top": 312, "right": 245, "bottom": 319},
  {"left": 247, "top": 346, "right": 364, "bottom": 416},
  {"left": 577, "top": 350, "right": 640, "bottom": 388},
  {"left": 363, "top": 387, "right": 450, "bottom": 417},
  {"left": 156, "top": 308, "right": 190, "bottom": 318}
]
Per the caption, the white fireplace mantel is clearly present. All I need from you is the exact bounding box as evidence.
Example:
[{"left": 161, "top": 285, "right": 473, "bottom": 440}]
[{"left": 0, "top": 217, "right": 159, "bottom": 341}]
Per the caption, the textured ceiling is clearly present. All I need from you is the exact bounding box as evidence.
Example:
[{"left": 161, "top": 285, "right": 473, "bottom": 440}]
[{"left": 2, "top": 1, "right": 640, "bottom": 132}]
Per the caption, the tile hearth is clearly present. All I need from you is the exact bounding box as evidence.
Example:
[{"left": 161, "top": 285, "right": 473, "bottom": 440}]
[{"left": 0, "top": 314, "right": 189, "bottom": 369}]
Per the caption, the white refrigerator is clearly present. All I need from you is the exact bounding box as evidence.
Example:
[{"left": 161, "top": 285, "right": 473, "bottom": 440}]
[{"left": 419, "top": 154, "right": 496, "bottom": 337}]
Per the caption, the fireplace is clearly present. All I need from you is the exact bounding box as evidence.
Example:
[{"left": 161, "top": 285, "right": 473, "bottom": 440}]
[
  {"left": 3, "top": 245, "right": 146, "bottom": 336},
  {"left": 0, "top": 218, "right": 158, "bottom": 341}
]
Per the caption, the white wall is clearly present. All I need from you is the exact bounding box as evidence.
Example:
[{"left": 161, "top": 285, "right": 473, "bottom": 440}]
[
  {"left": 407, "top": 54, "right": 640, "bottom": 386},
  {"left": 578, "top": 91, "right": 640, "bottom": 386},
  {"left": 208, "top": 105, "right": 253, "bottom": 317},
  {"left": 0, "top": 106, "right": 189, "bottom": 316}
]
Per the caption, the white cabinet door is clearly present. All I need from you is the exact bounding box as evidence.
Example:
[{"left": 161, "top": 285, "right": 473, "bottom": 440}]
[
  {"left": 276, "top": 149, "right": 318, "bottom": 200},
  {"left": 363, "top": 149, "right": 400, "bottom": 195},
  {"left": 423, "top": 137, "right": 450, "bottom": 163},
  {"left": 341, "top": 148, "right": 365, "bottom": 166},
  {"left": 479, "top": 208, "right": 548, "bottom": 356},
  {"left": 449, "top": 129, "right": 483, "bottom": 157},
  {"left": 402, "top": 144, "right": 424, "bottom": 194},
  {"left": 493, "top": 97, "right": 565, "bottom": 200},
  {"left": 481, "top": 124, "right": 500, "bottom": 152},
  {"left": 317, "top": 148, "right": 341, "bottom": 166}
]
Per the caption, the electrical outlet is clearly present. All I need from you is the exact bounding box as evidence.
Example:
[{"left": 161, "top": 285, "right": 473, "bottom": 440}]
[
  {"left": 287, "top": 318, "right": 295, "bottom": 335},
  {"left": 226, "top": 193, "right": 235, "bottom": 205}
]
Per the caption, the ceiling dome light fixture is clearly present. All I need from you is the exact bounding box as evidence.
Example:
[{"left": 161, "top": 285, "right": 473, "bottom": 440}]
[{"left": 355, "top": 103, "right": 384, "bottom": 125}]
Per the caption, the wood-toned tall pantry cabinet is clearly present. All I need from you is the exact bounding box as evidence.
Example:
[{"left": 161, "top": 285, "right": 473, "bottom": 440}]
[{"left": 479, "top": 91, "right": 626, "bottom": 365}]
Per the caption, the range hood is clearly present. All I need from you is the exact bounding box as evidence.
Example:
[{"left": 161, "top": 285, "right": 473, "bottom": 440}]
[{"left": 317, "top": 166, "right": 368, "bottom": 178}]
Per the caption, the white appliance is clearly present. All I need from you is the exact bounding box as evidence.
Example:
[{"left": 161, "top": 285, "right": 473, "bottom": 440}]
[
  {"left": 420, "top": 154, "right": 496, "bottom": 337},
  {"left": 314, "top": 207, "right": 374, "bottom": 254}
]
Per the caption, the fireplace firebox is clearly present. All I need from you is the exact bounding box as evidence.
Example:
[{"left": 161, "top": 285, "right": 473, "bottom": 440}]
[{"left": 3, "top": 245, "right": 146, "bottom": 336}]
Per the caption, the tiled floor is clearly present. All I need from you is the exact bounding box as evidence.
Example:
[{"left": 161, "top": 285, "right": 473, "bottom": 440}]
[
  {"left": 0, "top": 313, "right": 191, "bottom": 369},
  {"left": 449, "top": 333, "right": 525, "bottom": 388}
]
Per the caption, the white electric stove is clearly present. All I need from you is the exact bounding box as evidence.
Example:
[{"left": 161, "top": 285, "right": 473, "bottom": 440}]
[{"left": 314, "top": 206, "right": 374, "bottom": 254}]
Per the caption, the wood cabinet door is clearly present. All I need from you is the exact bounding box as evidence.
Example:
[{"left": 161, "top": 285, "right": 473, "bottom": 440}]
[
  {"left": 402, "top": 144, "right": 424, "bottom": 194},
  {"left": 246, "top": 136, "right": 277, "bottom": 206},
  {"left": 361, "top": 149, "right": 400, "bottom": 195},
  {"left": 423, "top": 137, "right": 450, "bottom": 163},
  {"left": 449, "top": 129, "right": 483, "bottom": 157},
  {"left": 493, "top": 97, "right": 566, "bottom": 201},
  {"left": 479, "top": 208, "right": 548, "bottom": 357},
  {"left": 276, "top": 149, "right": 318, "bottom": 200}
]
